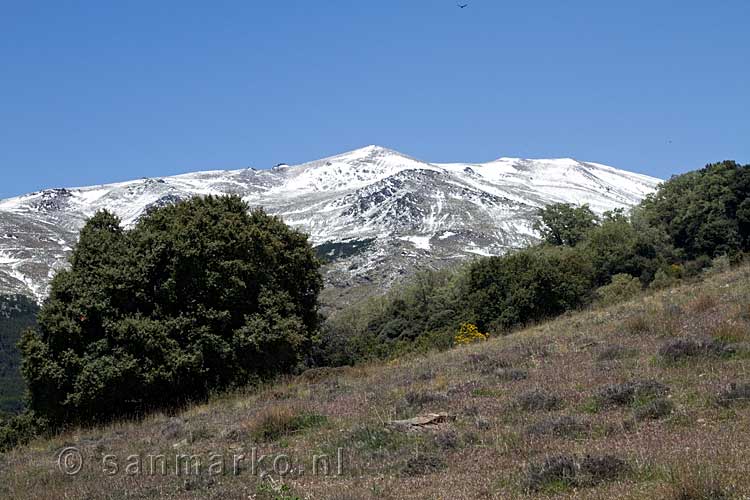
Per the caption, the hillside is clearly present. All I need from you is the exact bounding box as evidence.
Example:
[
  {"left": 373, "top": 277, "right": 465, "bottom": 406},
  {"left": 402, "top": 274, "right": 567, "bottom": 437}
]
[
  {"left": 3, "top": 263, "right": 749, "bottom": 499},
  {"left": 0, "top": 146, "right": 659, "bottom": 303}
]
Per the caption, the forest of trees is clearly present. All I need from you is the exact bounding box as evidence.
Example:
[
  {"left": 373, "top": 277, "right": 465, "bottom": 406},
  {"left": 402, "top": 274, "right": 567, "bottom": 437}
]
[{"left": 1, "top": 159, "right": 748, "bottom": 450}]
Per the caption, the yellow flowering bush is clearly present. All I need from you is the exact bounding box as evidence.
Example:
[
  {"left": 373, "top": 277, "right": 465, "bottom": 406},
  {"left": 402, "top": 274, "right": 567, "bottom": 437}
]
[{"left": 454, "top": 323, "right": 488, "bottom": 346}]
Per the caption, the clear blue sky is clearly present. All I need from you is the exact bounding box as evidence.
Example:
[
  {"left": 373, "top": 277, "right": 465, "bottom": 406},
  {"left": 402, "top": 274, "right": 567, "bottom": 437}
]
[{"left": 1, "top": 1, "right": 748, "bottom": 198}]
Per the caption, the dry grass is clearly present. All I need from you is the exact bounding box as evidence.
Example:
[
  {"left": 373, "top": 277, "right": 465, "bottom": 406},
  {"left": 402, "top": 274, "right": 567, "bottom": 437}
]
[
  {"left": 687, "top": 293, "right": 718, "bottom": 315},
  {"left": 667, "top": 464, "right": 733, "bottom": 499},
  {"left": 2, "top": 264, "right": 750, "bottom": 499},
  {"left": 711, "top": 320, "right": 750, "bottom": 344},
  {"left": 243, "top": 405, "right": 327, "bottom": 442}
]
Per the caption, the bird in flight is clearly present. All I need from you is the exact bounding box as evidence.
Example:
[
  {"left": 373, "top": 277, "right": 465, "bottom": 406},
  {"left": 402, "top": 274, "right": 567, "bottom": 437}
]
[{"left": 457, "top": 2, "right": 468, "bottom": 8}]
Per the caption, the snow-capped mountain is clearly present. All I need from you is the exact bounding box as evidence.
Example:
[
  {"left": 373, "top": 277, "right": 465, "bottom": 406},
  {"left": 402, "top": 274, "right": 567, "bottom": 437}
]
[{"left": 0, "top": 145, "right": 661, "bottom": 303}]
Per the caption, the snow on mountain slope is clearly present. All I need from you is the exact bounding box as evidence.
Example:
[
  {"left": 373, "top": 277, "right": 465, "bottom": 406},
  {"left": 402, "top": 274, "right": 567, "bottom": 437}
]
[{"left": 0, "top": 146, "right": 661, "bottom": 302}]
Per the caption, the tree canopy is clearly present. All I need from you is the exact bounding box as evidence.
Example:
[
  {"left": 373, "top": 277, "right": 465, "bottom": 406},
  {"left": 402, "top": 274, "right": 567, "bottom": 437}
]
[
  {"left": 20, "top": 195, "right": 322, "bottom": 426},
  {"left": 533, "top": 203, "right": 599, "bottom": 247},
  {"left": 639, "top": 160, "right": 750, "bottom": 259}
]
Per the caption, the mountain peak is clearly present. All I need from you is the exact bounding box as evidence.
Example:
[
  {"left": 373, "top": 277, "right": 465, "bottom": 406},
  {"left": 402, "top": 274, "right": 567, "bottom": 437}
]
[
  {"left": 491, "top": 156, "right": 580, "bottom": 165},
  {"left": 342, "top": 144, "right": 398, "bottom": 157},
  {"left": 361, "top": 144, "right": 390, "bottom": 152},
  {"left": 0, "top": 147, "right": 661, "bottom": 302}
]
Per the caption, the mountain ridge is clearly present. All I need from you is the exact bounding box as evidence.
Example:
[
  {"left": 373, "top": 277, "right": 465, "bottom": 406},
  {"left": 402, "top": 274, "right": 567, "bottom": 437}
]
[{"left": 0, "top": 145, "right": 661, "bottom": 302}]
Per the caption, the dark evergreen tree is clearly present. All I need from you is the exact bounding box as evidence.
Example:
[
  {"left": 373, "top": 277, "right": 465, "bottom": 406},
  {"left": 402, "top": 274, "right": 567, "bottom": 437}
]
[{"left": 20, "top": 195, "right": 322, "bottom": 426}]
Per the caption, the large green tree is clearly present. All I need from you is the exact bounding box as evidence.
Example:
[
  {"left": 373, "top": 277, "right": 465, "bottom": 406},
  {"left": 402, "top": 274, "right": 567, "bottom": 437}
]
[
  {"left": 533, "top": 203, "right": 599, "bottom": 247},
  {"left": 20, "top": 195, "right": 322, "bottom": 426},
  {"left": 639, "top": 160, "right": 750, "bottom": 259}
]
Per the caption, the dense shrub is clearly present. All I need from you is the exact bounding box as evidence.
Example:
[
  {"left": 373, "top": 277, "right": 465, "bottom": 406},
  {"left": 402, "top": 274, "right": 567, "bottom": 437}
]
[
  {"left": 716, "top": 383, "right": 750, "bottom": 407},
  {"left": 0, "top": 411, "right": 46, "bottom": 452},
  {"left": 454, "top": 323, "right": 487, "bottom": 345},
  {"left": 401, "top": 455, "right": 446, "bottom": 476},
  {"left": 525, "top": 455, "right": 578, "bottom": 492},
  {"left": 595, "top": 380, "right": 669, "bottom": 407},
  {"left": 525, "top": 415, "right": 587, "bottom": 438},
  {"left": 633, "top": 397, "right": 674, "bottom": 421},
  {"left": 597, "top": 344, "right": 637, "bottom": 361},
  {"left": 595, "top": 274, "right": 642, "bottom": 306},
  {"left": 315, "top": 268, "right": 470, "bottom": 364},
  {"left": 514, "top": 390, "right": 562, "bottom": 412},
  {"left": 582, "top": 213, "right": 670, "bottom": 286},
  {"left": 20, "top": 196, "right": 322, "bottom": 426},
  {"left": 524, "top": 454, "right": 629, "bottom": 492},
  {"left": 650, "top": 267, "right": 680, "bottom": 289},
  {"left": 467, "top": 245, "right": 594, "bottom": 332},
  {"left": 578, "top": 455, "right": 630, "bottom": 485},
  {"left": 639, "top": 160, "right": 750, "bottom": 259},
  {"left": 658, "top": 338, "right": 731, "bottom": 362},
  {"left": 434, "top": 429, "right": 459, "bottom": 450}
]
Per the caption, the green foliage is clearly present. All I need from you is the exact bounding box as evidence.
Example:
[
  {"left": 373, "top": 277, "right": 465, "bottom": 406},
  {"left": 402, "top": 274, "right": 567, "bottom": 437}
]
[
  {"left": 639, "top": 160, "right": 750, "bottom": 259},
  {"left": 314, "top": 268, "right": 470, "bottom": 364},
  {"left": 466, "top": 245, "right": 595, "bottom": 332},
  {"left": 533, "top": 203, "right": 599, "bottom": 246},
  {"left": 20, "top": 195, "right": 322, "bottom": 426},
  {"left": 650, "top": 266, "right": 681, "bottom": 290},
  {"left": 581, "top": 214, "right": 671, "bottom": 286},
  {"left": 0, "top": 295, "right": 39, "bottom": 414},
  {"left": 0, "top": 411, "right": 47, "bottom": 452},
  {"left": 595, "top": 274, "right": 642, "bottom": 306}
]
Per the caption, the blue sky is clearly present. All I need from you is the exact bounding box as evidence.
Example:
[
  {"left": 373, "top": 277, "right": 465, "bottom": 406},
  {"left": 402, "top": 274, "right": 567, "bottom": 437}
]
[{"left": 1, "top": 1, "right": 748, "bottom": 198}]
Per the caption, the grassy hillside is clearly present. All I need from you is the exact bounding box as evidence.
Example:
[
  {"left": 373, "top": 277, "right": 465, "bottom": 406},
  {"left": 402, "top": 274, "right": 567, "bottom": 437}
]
[
  {"left": 3, "top": 264, "right": 750, "bottom": 499},
  {"left": 0, "top": 295, "right": 38, "bottom": 415}
]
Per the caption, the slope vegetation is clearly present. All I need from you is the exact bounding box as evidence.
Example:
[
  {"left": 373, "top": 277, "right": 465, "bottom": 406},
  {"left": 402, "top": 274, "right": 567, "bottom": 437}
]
[{"left": 3, "top": 264, "right": 749, "bottom": 499}]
